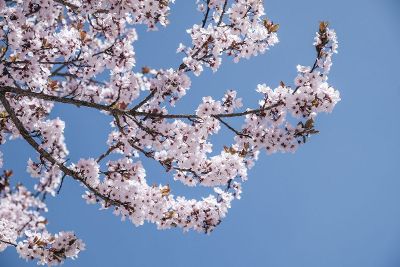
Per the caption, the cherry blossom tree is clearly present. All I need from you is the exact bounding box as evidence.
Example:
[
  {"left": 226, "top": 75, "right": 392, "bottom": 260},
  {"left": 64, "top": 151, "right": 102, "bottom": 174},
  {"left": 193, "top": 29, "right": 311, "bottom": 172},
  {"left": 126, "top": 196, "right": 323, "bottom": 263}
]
[{"left": 0, "top": 0, "right": 340, "bottom": 265}]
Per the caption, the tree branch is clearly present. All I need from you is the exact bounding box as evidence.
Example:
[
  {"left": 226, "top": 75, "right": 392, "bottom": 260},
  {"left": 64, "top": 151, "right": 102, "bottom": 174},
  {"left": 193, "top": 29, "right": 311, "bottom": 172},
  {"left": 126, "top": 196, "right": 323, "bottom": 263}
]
[
  {"left": 0, "top": 93, "right": 135, "bottom": 212},
  {"left": 0, "top": 86, "right": 284, "bottom": 120},
  {"left": 217, "top": 0, "right": 228, "bottom": 26},
  {"left": 96, "top": 143, "right": 120, "bottom": 163},
  {"left": 0, "top": 239, "right": 17, "bottom": 247},
  {"left": 201, "top": 0, "right": 211, "bottom": 28},
  {"left": 212, "top": 115, "right": 251, "bottom": 137}
]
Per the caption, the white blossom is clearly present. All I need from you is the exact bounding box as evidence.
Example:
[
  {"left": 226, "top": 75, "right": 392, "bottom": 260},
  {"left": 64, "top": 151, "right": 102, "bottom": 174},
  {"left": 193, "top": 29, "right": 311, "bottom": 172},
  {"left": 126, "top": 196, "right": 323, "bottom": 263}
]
[{"left": 0, "top": 1, "right": 340, "bottom": 265}]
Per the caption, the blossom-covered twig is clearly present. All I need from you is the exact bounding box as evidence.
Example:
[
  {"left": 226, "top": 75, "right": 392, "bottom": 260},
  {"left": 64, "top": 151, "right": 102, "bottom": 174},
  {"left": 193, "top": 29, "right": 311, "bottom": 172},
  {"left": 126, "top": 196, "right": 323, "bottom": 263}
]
[{"left": 0, "top": 0, "right": 340, "bottom": 265}]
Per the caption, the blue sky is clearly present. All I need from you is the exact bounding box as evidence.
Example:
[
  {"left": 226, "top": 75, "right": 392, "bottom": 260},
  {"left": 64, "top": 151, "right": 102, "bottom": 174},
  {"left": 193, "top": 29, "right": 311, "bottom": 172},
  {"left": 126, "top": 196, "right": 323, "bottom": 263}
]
[{"left": 2, "top": 0, "right": 400, "bottom": 266}]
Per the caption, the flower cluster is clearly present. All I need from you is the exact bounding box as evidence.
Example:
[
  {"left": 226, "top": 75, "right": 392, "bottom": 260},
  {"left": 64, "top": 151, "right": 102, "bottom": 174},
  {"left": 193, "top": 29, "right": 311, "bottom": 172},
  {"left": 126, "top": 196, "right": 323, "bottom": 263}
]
[
  {"left": 0, "top": 218, "right": 17, "bottom": 252},
  {"left": 79, "top": 0, "right": 174, "bottom": 30},
  {"left": 0, "top": 171, "right": 84, "bottom": 265},
  {"left": 17, "top": 231, "right": 85, "bottom": 266},
  {"left": 145, "top": 69, "right": 192, "bottom": 107},
  {"left": 0, "top": 0, "right": 340, "bottom": 265},
  {"left": 82, "top": 158, "right": 233, "bottom": 232},
  {"left": 222, "top": 90, "right": 243, "bottom": 113},
  {"left": 75, "top": 158, "right": 101, "bottom": 188},
  {"left": 180, "top": 0, "right": 279, "bottom": 74}
]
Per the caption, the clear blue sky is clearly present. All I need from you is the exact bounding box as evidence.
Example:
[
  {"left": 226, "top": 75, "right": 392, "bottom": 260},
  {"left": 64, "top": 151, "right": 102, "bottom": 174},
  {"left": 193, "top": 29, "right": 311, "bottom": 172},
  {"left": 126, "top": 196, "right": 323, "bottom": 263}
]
[{"left": 2, "top": 0, "right": 400, "bottom": 266}]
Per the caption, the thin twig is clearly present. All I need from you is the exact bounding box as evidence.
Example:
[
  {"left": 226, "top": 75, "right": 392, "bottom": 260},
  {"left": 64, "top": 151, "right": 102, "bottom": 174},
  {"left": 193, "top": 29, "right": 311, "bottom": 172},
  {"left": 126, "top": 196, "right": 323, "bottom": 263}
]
[
  {"left": 0, "top": 239, "right": 17, "bottom": 247},
  {"left": 96, "top": 144, "right": 120, "bottom": 163},
  {"left": 212, "top": 115, "right": 251, "bottom": 137},
  {"left": 201, "top": 0, "right": 211, "bottom": 28},
  {"left": 57, "top": 173, "right": 67, "bottom": 195},
  {"left": 130, "top": 90, "right": 155, "bottom": 112},
  {"left": 217, "top": 0, "right": 228, "bottom": 26}
]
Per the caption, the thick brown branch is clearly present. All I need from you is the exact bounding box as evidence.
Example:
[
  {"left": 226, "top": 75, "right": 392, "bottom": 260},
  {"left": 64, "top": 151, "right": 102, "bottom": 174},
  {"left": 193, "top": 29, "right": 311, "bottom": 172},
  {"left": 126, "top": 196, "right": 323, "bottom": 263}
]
[
  {"left": 1, "top": 85, "right": 118, "bottom": 113},
  {"left": 0, "top": 86, "right": 284, "bottom": 120}
]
